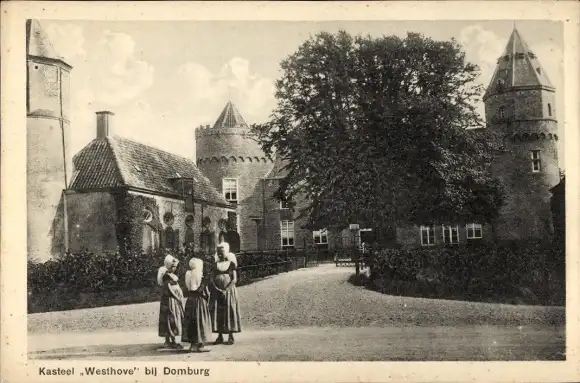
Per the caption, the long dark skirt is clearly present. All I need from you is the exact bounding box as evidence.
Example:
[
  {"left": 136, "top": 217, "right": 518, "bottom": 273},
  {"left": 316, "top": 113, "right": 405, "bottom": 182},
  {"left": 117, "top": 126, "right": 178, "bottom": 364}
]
[
  {"left": 182, "top": 294, "right": 212, "bottom": 344},
  {"left": 158, "top": 296, "right": 184, "bottom": 338},
  {"left": 210, "top": 287, "right": 242, "bottom": 333}
]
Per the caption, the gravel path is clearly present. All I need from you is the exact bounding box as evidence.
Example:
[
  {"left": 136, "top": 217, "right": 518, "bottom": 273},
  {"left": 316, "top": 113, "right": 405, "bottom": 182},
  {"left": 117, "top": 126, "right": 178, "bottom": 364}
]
[
  {"left": 28, "top": 265, "right": 565, "bottom": 334},
  {"left": 28, "top": 265, "right": 566, "bottom": 361}
]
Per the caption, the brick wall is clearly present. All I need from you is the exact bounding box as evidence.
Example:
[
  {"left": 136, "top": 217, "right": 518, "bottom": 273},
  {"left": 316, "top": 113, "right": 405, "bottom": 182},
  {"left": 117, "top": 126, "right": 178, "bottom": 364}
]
[
  {"left": 196, "top": 127, "right": 275, "bottom": 250},
  {"left": 66, "top": 190, "right": 229, "bottom": 255},
  {"left": 67, "top": 191, "right": 118, "bottom": 253},
  {"left": 396, "top": 223, "right": 494, "bottom": 249},
  {"left": 485, "top": 87, "right": 560, "bottom": 241}
]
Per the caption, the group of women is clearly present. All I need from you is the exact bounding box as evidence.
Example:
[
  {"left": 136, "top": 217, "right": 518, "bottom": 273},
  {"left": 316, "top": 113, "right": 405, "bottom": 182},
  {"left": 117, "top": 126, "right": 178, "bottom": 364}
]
[{"left": 157, "top": 242, "right": 242, "bottom": 352}]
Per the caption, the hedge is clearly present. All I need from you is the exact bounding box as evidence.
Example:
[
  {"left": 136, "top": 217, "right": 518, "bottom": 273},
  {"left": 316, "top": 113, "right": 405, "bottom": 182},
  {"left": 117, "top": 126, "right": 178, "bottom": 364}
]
[
  {"left": 364, "top": 241, "right": 565, "bottom": 306},
  {"left": 28, "top": 248, "right": 310, "bottom": 313}
]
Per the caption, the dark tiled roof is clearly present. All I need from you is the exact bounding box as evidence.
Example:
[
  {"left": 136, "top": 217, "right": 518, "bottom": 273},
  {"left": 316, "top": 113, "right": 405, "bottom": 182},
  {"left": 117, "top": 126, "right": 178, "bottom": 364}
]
[
  {"left": 484, "top": 27, "right": 553, "bottom": 99},
  {"left": 212, "top": 101, "right": 249, "bottom": 129},
  {"left": 69, "top": 139, "right": 124, "bottom": 189},
  {"left": 550, "top": 177, "right": 565, "bottom": 193},
  {"left": 69, "top": 136, "right": 230, "bottom": 206}
]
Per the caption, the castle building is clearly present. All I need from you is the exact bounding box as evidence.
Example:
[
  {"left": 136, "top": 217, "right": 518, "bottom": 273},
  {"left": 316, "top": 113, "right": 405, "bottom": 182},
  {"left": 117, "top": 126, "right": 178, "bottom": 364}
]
[
  {"left": 196, "top": 102, "right": 346, "bottom": 252},
  {"left": 34, "top": 24, "right": 563, "bottom": 258},
  {"left": 483, "top": 26, "right": 560, "bottom": 241},
  {"left": 26, "top": 20, "right": 72, "bottom": 261},
  {"left": 395, "top": 26, "right": 562, "bottom": 247},
  {"left": 65, "top": 111, "right": 233, "bottom": 255}
]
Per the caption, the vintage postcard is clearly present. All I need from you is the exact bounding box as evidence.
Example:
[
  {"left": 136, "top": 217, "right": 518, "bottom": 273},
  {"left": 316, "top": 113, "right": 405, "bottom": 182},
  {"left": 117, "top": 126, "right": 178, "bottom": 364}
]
[{"left": 2, "top": 1, "right": 579, "bottom": 382}]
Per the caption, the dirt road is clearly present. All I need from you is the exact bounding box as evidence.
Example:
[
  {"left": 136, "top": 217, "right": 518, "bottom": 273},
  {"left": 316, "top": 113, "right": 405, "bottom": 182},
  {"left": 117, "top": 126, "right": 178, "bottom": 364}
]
[{"left": 28, "top": 265, "right": 565, "bottom": 361}]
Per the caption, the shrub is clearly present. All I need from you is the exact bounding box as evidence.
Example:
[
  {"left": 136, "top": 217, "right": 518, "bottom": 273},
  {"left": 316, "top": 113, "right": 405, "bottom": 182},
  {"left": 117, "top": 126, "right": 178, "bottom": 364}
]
[
  {"left": 27, "top": 248, "right": 310, "bottom": 312},
  {"left": 365, "top": 241, "right": 565, "bottom": 306}
]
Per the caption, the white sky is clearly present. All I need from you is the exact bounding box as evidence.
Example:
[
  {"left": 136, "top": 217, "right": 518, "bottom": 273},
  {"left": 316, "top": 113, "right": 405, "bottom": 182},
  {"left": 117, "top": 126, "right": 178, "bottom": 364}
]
[{"left": 41, "top": 20, "right": 564, "bottom": 167}]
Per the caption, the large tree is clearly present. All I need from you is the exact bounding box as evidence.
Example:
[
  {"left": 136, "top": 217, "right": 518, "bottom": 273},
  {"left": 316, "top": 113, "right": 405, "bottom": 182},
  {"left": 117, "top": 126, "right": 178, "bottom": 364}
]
[{"left": 253, "top": 31, "right": 504, "bottom": 230}]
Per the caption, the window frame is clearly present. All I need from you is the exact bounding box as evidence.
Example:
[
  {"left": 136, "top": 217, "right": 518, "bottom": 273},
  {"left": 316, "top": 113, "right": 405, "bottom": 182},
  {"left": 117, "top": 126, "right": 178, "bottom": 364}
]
[
  {"left": 466, "top": 223, "right": 483, "bottom": 240},
  {"left": 420, "top": 225, "right": 436, "bottom": 246},
  {"left": 498, "top": 106, "right": 506, "bottom": 119},
  {"left": 313, "top": 228, "right": 328, "bottom": 245},
  {"left": 441, "top": 225, "right": 459, "bottom": 245},
  {"left": 222, "top": 178, "right": 239, "bottom": 203},
  {"left": 531, "top": 150, "right": 541, "bottom": 173},
  {"left": 280, "top": 195, "right": 293, "bottom": 210},
  {"left": 280, "top": 220, "right": 295, "bottom": 249}
]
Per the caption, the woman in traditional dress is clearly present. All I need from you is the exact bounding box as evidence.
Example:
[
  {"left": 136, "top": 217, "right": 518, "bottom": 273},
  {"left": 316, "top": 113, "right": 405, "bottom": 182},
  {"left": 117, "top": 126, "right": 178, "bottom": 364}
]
[
  {"left": 182, "top": 257, "right": 212, "bottom": 352},
  {"left": 210, "top": 242, "right": 242, "bottom": 345},
  {"left": 157, "top": 254, "right": 184, "bottom": 349}
]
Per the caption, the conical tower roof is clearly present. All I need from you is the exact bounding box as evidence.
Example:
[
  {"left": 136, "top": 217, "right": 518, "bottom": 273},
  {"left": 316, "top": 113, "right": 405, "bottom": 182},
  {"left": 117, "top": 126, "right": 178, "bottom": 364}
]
[
  {"left": 26, "top": 19, "right": 64, "bottom": 61},
  {"left": 212, "top": 101, "right": 249, "bottom": 129},
  {"left": 483, "top": 26, "right": 553, "bottom": 100}
]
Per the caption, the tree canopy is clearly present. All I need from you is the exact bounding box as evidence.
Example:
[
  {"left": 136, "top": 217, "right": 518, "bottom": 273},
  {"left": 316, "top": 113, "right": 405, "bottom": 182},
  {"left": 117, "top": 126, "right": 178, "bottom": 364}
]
[{"left": 253, "top": 31, "right": 504, "bottom": 230}]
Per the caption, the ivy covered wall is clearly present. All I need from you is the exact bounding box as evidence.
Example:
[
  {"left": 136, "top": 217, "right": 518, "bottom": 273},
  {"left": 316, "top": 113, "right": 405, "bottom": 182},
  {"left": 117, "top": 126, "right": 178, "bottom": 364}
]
[{"left": 67, "top": 189, "right": 231, "bottom": 256}]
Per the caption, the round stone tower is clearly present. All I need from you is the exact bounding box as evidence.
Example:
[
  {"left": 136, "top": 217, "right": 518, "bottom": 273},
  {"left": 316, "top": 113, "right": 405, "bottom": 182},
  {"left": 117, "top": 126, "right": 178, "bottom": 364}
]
[
  {"left": 196, "top": 101, "right": 274, "bottom": 250},
  {"left": 26, "top": 20, "right": 72, "bottom": 260},
  {"left": 483, "top": 27, "right": 560, "bottom": 241}
]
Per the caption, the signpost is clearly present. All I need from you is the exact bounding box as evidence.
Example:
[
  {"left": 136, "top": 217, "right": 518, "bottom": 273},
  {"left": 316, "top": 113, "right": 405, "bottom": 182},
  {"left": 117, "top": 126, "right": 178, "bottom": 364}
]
[{"left": 349, "top": 223, "right": 360, "bottom": 276}]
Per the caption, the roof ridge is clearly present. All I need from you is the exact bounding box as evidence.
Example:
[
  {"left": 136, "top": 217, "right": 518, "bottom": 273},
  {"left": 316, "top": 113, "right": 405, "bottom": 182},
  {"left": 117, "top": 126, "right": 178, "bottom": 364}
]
[
  {"left": 111, "top": 135, "right": 196, "bottom": 164},
  {"left": 106, "top": 137, "right": 127, "bottom": 186}
]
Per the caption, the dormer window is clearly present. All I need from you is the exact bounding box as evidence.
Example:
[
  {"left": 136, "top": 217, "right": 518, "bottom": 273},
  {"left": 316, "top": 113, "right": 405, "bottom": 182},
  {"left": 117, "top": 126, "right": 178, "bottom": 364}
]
[{"left": 515, "top": 53, "right": 525, "bottom": 59}]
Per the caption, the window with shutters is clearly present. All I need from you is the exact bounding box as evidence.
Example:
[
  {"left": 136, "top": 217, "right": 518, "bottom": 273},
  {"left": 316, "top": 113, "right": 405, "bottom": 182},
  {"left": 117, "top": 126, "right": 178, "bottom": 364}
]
[
  {"left": 280, "top": 220, "right": 295, "bottom": 248},
  {"left": 442, "top": 225, "right": 459, "bottom": 245},
  {"left": 420, "top": 225, "right": 435, "bottom": 246},
  {"left": 222, "top": 178, "right": 238, "bottom": 203}
]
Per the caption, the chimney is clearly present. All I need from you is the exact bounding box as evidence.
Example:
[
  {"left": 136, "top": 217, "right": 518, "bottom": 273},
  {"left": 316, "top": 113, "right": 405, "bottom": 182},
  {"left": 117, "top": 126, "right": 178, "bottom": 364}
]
[{"left": 96, "top": 111, "right": 115, "bottom": 139}]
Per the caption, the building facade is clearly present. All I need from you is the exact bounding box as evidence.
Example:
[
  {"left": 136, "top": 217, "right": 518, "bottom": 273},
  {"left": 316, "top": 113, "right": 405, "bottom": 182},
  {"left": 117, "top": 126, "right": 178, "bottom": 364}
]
[
  {"left": 66, "top": 112, "right": 233, "bottom": 255},
  {"left": 483, "top": 26, "right": 560, "bottom": 242},
  {"left": 33, "top": 24, "right": 563, "bottom": 258},
  {"left": 26, "top": 20, "right": 72, "bottom": 261},
  {"left": 196, "top": 102, "right": 345, "bottom": 252}
]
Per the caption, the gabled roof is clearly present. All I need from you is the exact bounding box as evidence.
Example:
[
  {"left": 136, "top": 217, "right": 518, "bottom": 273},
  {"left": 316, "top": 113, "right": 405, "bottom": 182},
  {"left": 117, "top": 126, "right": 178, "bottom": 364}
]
[
  {"left": 69, "top": 135, "right": 231, "bottom": 207},
  {"left": 484, "top": 27, "right": 553, "bottom": 100},
  {"left": 212, "top": 101, "right": 249, "bottom": 129},
  {"left": 550, "top": 177, "right": 565, "bottom": 193},
  {"left": 26, "top": 19, "right": 66, "bottom": 62}
]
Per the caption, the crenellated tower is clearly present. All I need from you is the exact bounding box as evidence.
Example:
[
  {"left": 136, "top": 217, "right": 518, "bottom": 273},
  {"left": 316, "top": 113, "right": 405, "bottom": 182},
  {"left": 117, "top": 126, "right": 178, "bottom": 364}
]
[
  {"left": 26, "top": 19, "right": 72, "bottom": 260},
  {"left": 483, "top": 26, "right": 560, "bottom": 241},
  {"left": 195, "top": 101, "right": 274, "bottom": 250}
]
